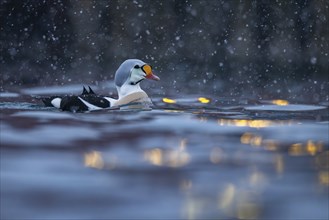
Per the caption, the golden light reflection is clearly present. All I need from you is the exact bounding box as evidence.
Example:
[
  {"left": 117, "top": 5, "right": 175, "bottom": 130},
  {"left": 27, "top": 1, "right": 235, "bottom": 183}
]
[
  {"left": 232, "top": 119, "right": 248, "bottom": 127},
  {"left": 241, "top": 132, "right": 254, "bottom": 144},
  {"left": 218, "top": 119, "right": 274, "bottom": 128},
  {"left": 289, "top": 141, "right": 324, "bottom": 156},
  {"left": 250, "top": 136, "right": 262, "bottom": 146},
  {"left": 198, "top": 97, "right": 210, "bottom": 104},
  {"left": 162, "top": 97, "right": 176, "bottom": 104},
  {"left": 241, "top": 128, "right": 325, "bottom": 159},
  {"left": 144, "top": 148, "right": 163, "bottom": 166},
  {"left": 272, "top": 99, "right": 289, "bottom": 105},
  {"left": 240, "top": 132, "right": 262, "bottom": 146},
  {"left": 249, "top": 120, "right": 272, "bottom": 128},
  {"left": 84, "top": 151, "right": 104, "bottom": 169},
  {"left": 144, "top": 139, "right": 190, "bottom": 168},
  {"left": 306, "top": 140, "right": 322, "bottom": 156}
]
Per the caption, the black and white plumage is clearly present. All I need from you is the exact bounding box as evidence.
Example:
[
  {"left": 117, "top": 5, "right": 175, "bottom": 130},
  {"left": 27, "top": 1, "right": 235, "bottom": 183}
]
[
  {"left": 42, "top": 59, "right": 160, "bottom": 112},
  {"left": 42, "top": 86, "right": 112, "bottom": 112}
]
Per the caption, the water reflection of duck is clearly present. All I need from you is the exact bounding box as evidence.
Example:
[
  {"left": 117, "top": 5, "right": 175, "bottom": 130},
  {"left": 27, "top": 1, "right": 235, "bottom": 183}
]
[{"left": 42, "top": 59, "right": 160, "bottom": 112}]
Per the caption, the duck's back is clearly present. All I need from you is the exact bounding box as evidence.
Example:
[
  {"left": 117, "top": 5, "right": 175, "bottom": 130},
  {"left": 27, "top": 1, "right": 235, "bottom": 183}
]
[
  {"left": 61, "top": 94, "right": 111, "bottom": 112},
  {"left": 42, "top": 87, "right": 112, "bottom": 112}
]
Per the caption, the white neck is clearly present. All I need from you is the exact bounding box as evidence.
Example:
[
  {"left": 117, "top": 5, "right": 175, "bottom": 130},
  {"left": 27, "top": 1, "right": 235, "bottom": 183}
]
[{"left": 116, "top": 82, "right": 144, "bottom": 98}]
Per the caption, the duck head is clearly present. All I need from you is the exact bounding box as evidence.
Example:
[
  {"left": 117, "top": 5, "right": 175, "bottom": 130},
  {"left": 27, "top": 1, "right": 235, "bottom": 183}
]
[{"left": 114, "top": 59, "right": 160, "bottom": 97}]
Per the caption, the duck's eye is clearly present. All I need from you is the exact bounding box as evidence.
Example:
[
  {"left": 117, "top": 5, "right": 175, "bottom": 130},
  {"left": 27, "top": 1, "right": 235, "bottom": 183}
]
[{"left": 134, "top": 65, "right": 140, "bottom": 69}]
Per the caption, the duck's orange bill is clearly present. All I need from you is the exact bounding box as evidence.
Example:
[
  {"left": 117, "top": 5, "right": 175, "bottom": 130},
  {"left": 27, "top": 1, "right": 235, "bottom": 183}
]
[{"left": 143, "top": 65, "right": 160, "bottom": 81}]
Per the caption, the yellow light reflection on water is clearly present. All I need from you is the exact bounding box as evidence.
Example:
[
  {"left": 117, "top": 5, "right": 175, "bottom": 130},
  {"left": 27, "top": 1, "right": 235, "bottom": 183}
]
[
  {"left": 240, "top": 132, "right": 253, "bottom": 144},
  {"left": 233, "top": 119, "right": 248, "bottom": 127},
  {"left": 249, "top": 120, "right": 272, "bottom": 128},
  {"left": 272, "top": 99, "right": 289, "bottom": 105},
  {"left": 144, "top": 148, "right": 163, "bottom": 166},
  {"left": 84, "top": 151, "right": 104, "bottom": 169},
  {"left": 219, "top": 119, "right": 274, "bottom": 128},
  {"left": 144, "top": 139, "right": 190, "bottom": 168},
  {"left": 240, "top": 132, "right": 262, "bottom": 146},
  {"left": 289, "top": 141, "right": 324, "bottom": 156},
  {"left": 250, "top": 136, "right": 262, "bottom": 146},
  {"left": 198, "top": 97, "right": 210, "bottom": 104},
  {"left": 241, "top": 130, "right": 325, "bottom": 159},
  {"left": 162, "top": 97, "right": 176, "bottom": 104},
  {"left": 306, "top": 140, "right": 322, "bottom": 156}
]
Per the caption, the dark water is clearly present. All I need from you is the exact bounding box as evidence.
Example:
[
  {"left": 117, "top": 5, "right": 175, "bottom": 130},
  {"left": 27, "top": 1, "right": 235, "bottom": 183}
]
[{"left": 1, "top": 86, "right": 328, "bottom": 220}]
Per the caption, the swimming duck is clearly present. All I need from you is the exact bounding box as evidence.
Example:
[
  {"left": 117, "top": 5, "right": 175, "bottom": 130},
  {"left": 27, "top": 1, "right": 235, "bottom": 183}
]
[{"left": 42, "top": 59, "right": 160, "bottom": 112}]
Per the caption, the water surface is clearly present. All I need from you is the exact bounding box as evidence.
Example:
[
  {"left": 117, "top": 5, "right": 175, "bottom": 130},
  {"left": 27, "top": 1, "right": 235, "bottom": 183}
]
[{"left": 1, "top": 87, "right": 328, "bottom": 220}]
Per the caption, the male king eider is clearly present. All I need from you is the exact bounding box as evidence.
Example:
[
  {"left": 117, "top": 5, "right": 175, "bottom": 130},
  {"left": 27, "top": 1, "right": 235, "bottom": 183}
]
[{"left": 42, "top": 59, "right": 160, "bottom": 112}]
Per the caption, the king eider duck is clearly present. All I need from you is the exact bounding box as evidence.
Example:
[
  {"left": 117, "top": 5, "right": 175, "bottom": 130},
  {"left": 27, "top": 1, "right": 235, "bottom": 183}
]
[{"left": 42, "top": 59, "right": 160, "bottom": 112}]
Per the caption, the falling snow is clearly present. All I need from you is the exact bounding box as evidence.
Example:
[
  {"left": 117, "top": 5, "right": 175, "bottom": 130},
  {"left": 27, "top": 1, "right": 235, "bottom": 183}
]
[{"left": 0, "top": 0, "right": 328, "bottom": 100}]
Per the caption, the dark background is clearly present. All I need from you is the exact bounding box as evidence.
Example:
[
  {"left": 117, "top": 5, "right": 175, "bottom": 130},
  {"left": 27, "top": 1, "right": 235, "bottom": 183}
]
[{"left": 0, "top": 0, "right": 328, "bottom": 100}]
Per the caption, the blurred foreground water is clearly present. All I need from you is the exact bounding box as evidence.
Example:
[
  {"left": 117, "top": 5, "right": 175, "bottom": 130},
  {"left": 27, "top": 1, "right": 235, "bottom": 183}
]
[{"left": 1, "top": 84, "right": 328, "bottom": 220}]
